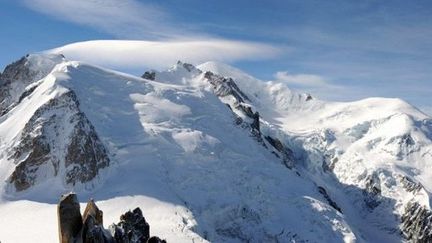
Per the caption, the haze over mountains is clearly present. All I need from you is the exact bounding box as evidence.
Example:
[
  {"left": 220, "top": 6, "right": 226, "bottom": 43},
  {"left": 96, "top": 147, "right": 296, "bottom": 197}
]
[{"left": 0, "top": 41, "right": 432, "bottom": 242}]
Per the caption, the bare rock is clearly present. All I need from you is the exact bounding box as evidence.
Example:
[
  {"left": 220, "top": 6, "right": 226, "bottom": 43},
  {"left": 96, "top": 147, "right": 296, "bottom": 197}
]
[
  {"left": 141, "top": 71, "right": 156, "bottom": 81},
  {"left": 0, "top": 54, "right": 63, "bottom": 115},
  {"left": 400, "top": 175, "right": 423, "bottom": 193},
  {"left": 58, "top": 193, "right": 83, "bottom": 243},
  {"left": 264, "top": 136, "right": 295, "bottom": 168},
  {"left": 401, "top": 201, "right": 432, "bottom": 242},
  {"left": 147, "top": 236, "right": 166, "bottom": 243},
  {"left": 363, "top": 173, "right": 382, "bottom": 209},
  {"left": 8, "top": 91, "right": 110, "bottom": 191},
  {"left": 204, "top": 71, "right": 249, "bottom": 103},
  {"left": 318, "top": 186, "right": 342, "bottom": 213},
  {"left": 83, "top": 199, "right": 104, "bottom": 226},
  {"left": 115, "top": 208, "right": 150, "bottom": 243}
]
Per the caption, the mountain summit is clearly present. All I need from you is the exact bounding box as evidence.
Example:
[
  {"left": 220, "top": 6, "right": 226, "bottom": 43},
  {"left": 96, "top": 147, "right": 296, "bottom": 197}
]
[{"left": 0, "top": 53, "right": 431, "bottom": 242}]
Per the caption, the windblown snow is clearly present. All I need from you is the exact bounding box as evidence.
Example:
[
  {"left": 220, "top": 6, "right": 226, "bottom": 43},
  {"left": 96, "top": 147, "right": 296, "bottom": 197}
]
[{"left": 0, "top": 50, "right": 431, "bottom": 243}]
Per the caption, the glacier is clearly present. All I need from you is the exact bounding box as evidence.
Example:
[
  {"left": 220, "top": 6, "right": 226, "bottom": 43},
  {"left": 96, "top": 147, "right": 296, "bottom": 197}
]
[{"left": 0, "top": 50, "right": 431, "bottom": 242}]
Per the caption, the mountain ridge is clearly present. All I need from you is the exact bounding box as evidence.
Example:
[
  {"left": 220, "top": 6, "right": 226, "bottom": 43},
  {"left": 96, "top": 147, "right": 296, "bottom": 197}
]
[{"left": 0, "top": 53, "right": 431, "bottom": 242}]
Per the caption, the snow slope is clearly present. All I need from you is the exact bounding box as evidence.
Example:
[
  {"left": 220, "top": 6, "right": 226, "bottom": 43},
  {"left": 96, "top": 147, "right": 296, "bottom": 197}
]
[{"left": 0, "top": 53, "right": 431, "bottom": 242}]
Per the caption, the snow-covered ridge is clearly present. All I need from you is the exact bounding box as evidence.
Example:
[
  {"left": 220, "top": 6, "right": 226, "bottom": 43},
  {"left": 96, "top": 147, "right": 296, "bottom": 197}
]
[{"left": 0, "top": 52, "right": 431, "bottom": 242}]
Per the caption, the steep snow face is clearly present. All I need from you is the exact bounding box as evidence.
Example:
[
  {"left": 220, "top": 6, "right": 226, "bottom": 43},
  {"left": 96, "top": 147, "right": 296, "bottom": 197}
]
[
  {"left": 0, "top": 57, "right": 359, "bottom": 243},
  {"left": 199, "top": 61, "right": 432, "bottom": 242}
]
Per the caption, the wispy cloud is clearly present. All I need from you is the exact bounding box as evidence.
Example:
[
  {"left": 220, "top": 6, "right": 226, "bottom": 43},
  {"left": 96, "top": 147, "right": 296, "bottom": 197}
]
[
  {"left": 273, "top": 70, "right": 347, "bottom": 101},
  {"left": 274, "top": 71, "right": 329, "bottom": 87},
  {"left": 22, "top": 0, "right": 280, "bottom": 69},
  {"left": 47, "top": 40, "right": 279, "bottom": 69},
  {"left": 21, "top": 0, "right": 186, "bottom": 39}
]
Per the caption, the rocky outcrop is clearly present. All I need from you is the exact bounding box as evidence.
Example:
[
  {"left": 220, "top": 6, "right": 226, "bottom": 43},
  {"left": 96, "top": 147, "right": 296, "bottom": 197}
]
[
  {"left": 58, "top": 194, "right": 83, "bottom": 243},
  {"left": 401, "top": 201, "right": 432, "bottom": 242},
  {"left": 8, "top": 91, "right": 110, "bottom": 191},
  {"left": 203, "top": 71, "right": 249, "bottom": 103},
  {"left": 0, "top": 54, "right": 63, "bottom": 115},
  {"left": 200, "top": 67, "right": 298, "bottom": 169},
  {"left": 363, "top": 173, "right": 382, "bottom": 209},
  {"left": 58, "top": 193, "right": 165, "bottom": 243},
  {"left": 179, "top": 61, "right": 198, "bottom": 73},
  {"left": 318, "top": 186, "right": 342, "bottom": 213},
  {"left": 264, "top": 136, "right": 295, "bottom": 168},
  {"left": 109, "top": 208, "right": 150, "bottom": 243},
  {"left": 400, "top": 175, "right": 423, "bottom": 193},
  {"left": 141, "top": 71, "right": 156, "bottom": 81}
]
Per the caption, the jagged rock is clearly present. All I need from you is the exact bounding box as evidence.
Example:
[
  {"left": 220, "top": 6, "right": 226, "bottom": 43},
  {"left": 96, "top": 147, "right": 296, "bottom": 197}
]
[
  {"left": 363, "top": 173, "right": 382, "bottom": 209},
  {"left": 58, "top": 193, "right": 83, "bottom": 243},
  {"left": 202, "top": 69, "right": 298, "bottom": 170},
  {"left": 82, "top": 199, "right": 107, "bottom": 242},
  {"left": 82, "top": 213, "right": 113, "bottom": 243},
  {"left": 141, "top": 71, "right": 156, "bottom": 81},
  {"left": 57, "top": 195, "right": 163, "bottom": 243},
  {"left": 147, "top": 237, "right": 167, "bottom": 243},
  {"left": 251, "top": 111, "right": 260, "bottom": 132},
  {"left": 115, "top": 208, "right": 150, "bottom": 243},
  {"left": 204, "top": 71, "right": 249, "bottom": 103},
  {"left": 83, "top": 199, "right": 104, "bottom": 226},
  {"left": 8, "top": 91, "right": 110, "bottom": 191},
  {"left": 318, "top": 186, "right": 342, "bottom": 213},
  {"left": 400, "top": 175, "right": 423, "bottom": 193},
  {"left": 401, "top": 201, "right": 432, "bottom": 242},
  {"left": 0, "top": 54, "right": 63, "bottom": 115},
  {"left": 178, "top": 61, "right": 198, "bottom": 73},
  {"left": 264, "top": 136, "right": 294, "bottom": 168}
]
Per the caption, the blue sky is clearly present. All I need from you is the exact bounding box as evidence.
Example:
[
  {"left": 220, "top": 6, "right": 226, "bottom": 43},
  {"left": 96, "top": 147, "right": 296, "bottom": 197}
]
[{"left": 0, "top": 0, "right": 431, "bottom": 114}]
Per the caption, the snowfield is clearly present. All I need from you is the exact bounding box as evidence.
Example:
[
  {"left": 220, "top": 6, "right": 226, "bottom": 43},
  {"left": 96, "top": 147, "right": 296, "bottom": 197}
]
[{"left": 0, "top": 49, "right": 431, "bottom": 242}]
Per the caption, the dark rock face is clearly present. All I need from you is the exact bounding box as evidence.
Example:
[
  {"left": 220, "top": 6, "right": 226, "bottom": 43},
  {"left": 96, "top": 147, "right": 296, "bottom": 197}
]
[
  {"left": 58, "top": 193, "right": 83, "bottom": 243},
  {"left": 8, "top": 91, "right": 110, "bottom": 191},
  {"left": 57, "top": 194, "right": 165, "bottom": 243},
  {"left": 141, "top": 71, "right": 156, "bottom": 81},
  {"left": 318, "top": 186, "right": 342, "bottom": 213},
  {"left": 363, "top": 173, "right": 382, "bottom": 209},
  {"left": 147, "top": 237, "right": 167, "bottom": 243},
  {"left": 204, "top": 71, "right": 249, "bottom": 103},
  {"left": 0, "top": 55, "right": 62, "bottom": 115},
  {"left": 202, "top": 69, "right": 297, "bottom": 169},
  {"left": 83, "top": 200, "right": 104, "bottom": 226},
  {"left": 401, "top": 201, "right": 432, "bottom": 242},
  {"left": 64, "top": 98, "right": 110, "bottom": 185},
  {"left": 400, "top": 175, "right": 423, "bottom": 193},
  {"left": 179, "top": 61, "right": 199, "bottom": 73},
  {"left": 112, "top": 208, "right": 150, "bottom": 243},
  {"left": 264, "top": 136, "right": 295, "bottom": 168}
]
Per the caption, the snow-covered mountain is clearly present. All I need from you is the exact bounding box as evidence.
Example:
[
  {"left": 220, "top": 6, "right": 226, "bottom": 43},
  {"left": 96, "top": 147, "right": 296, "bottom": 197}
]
[{"left": 0, "top": 51, "right": 431, "bottom": 243}]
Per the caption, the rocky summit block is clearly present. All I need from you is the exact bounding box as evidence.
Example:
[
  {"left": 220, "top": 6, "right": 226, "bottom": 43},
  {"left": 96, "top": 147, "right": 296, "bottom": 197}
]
[
  {"left": 57, "top": 193, "right": 166, "bottom": 243},
  {"left": 58, "top": 193, "right": 83, "bottom": 243}
]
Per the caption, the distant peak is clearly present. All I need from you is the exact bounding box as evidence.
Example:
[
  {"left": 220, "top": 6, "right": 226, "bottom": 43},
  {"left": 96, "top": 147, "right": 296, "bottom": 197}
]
[{"left": 175, "top": 61, "right": 201, "bottom": 73}]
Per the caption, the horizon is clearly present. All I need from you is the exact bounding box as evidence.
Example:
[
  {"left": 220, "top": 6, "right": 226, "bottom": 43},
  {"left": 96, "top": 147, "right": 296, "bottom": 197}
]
[{"left": 0, "top": 0, "right": 431, "bottom": 115}]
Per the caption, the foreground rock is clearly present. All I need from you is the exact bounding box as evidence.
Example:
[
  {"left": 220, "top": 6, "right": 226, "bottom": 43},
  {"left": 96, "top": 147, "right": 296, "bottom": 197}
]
[
  {"left": 58, "top": 194, "right": 83, "bottom": 243},
  {"left": 58, "top": 193, "right": 166, "bottom": 243}
]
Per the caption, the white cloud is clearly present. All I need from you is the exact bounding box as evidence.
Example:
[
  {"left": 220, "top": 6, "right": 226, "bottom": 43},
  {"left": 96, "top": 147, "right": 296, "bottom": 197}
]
[
  {"left": 22, "top": 0, "right": 184, "bottom": 39},
  {"left": 273, "top": 71, "right": 348, "bottom": 101},
  {"left": 23, "top": 0, "right": 281, "bottom": 69},
  {"left": 274, "top": 71, "right": 329, "bottom": 87},
  {"left": 46, "top": 40, "right": 279, "bottom": 69}
]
